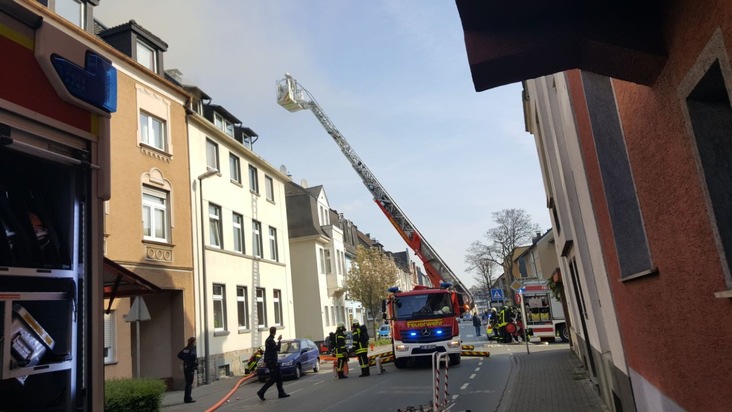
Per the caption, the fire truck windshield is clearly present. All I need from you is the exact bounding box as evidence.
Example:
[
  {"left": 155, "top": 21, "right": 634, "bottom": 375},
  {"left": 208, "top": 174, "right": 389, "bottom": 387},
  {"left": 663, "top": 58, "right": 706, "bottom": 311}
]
[{"left": 394, "top": 294, "right": 453, "bottom": 320}]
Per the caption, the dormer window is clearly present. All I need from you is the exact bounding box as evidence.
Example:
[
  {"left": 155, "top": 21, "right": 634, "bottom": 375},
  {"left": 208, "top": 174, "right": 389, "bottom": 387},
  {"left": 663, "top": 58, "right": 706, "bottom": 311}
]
[
  {"left": 136, "top": 40, "right": 157, "bottom": 72},
  {"left": 214, "top": 112, "right": 234, "bottom": 137},
  {"left": 56, "top": 0, "right": 85, "bottom": 28}
]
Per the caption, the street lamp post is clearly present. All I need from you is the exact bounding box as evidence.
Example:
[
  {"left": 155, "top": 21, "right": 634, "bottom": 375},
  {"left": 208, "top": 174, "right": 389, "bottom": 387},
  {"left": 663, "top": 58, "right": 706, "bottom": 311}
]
[{"left": 197, "top": 169, "right": 218, "bottom": 384}]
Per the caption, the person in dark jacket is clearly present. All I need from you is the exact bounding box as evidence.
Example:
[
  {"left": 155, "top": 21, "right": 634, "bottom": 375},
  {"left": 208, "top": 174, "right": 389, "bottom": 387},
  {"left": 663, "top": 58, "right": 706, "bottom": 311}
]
[
  {"left": 472, "top": 311, "right": 483, "bottom": 337},
  {"left": 335, "top": 322, "right": 348, "bottom": 379},
  {"left": 351, "top": 320, "right": 370, "bottom": 377},
  {"left": 257, "top": 327, "right": 290, "bottom": 400},
  {"left": 177, "top": 337, "right": 198, "bottom": 404}
]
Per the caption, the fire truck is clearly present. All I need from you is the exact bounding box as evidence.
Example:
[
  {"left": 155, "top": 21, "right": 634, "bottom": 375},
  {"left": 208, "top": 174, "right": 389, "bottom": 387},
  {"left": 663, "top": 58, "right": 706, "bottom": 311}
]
[
  {"left": 518, "top": 280, "right": 569, "bottom": 342},
  {"left": 276, "top": 74, "right": 471, "bottom": 367},
  {"left": 0, "top": 2, "right": 116, "bottom": 410}
]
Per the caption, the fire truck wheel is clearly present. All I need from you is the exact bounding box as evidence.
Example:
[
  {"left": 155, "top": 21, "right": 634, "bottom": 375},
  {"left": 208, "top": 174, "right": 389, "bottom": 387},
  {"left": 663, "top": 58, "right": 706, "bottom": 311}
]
[
  {"left": 394, "top": 358, "right": 407, "bottom": 369},
  {"left": 558, "top": 324, "right": 570, "bottom": 342},
  {"left": 449, "top": 353, "right": 461, "bottom": 366}
]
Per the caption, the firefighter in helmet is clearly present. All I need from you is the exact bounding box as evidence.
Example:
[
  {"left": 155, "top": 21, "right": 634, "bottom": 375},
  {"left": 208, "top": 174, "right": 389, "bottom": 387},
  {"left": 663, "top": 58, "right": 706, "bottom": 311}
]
[
  {"left": 351, "top": 319, "right": 370, "bottom": 377},
  {"left": 335, "top": 322, "right": 348, "bottom": 379}
]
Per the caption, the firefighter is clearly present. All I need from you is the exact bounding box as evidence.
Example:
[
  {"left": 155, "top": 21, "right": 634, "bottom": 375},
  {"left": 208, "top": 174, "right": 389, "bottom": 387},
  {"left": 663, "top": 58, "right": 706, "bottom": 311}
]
[
  {"left": 498, "top": 306, "right": 512, "bottom": 343},
  {"left": 352, "top": 319, "right": 370, "bottom": 377},
  {"left": 335, "top": 322, "right": 348, "bottom": 379}
]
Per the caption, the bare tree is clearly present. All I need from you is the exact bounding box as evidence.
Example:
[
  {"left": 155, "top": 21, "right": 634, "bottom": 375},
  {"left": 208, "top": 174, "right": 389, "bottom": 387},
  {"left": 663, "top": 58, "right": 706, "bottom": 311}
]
[
  {"left": 466, "top": 209, "right": 540, "bottom": 303},
  {"left": 346, "top": 245, "right": 398, "bottom": 338},
  {"left": 464, "top": 241, "right": 497, "bottom": 297}
]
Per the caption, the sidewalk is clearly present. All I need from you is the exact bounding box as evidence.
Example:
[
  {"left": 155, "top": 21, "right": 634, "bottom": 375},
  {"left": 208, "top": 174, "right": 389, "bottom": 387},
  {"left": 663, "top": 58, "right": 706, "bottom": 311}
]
[
  {"left": 498, "top": 345, "right": 609, "bottom": 412},
  {"left": 160, "top": 343, "right": 608, "bottom": 411}
]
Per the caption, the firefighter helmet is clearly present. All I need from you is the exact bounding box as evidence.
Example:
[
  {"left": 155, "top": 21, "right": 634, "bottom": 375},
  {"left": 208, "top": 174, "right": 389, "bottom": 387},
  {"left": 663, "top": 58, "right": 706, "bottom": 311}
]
[
  {"left": 352, "top": 319, "right": 360, "bottom": 326},
  {"left": 337, "top": 321, "right": 345, "bottom": 328}
]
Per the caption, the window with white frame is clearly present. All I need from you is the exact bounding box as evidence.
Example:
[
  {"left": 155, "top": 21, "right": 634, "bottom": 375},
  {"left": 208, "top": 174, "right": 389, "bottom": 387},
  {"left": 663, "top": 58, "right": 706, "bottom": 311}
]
[
  {"left": 136, "top": 39, "right": 157, "bottom": 72},
  {"left": 252, "top": 220, "right": 263, "bottom": 258},
  {"left": 324, "top": 306, "right": 329, "bottom": 325},
  {"left": 140, "top": 111, "right": 166, "bottom": 151},
  {"left": 232, "top": 212, "right": 244, "bottom": 253},
  {"left": 142, "top": 186, "right": 169, "bottom": 242},
  {"left": 56, "top": 0, "right": 84, "bottom": 28},
  {"left": 325, "top": 249, "right": 332, "bottom": 274},
  {"left": 214, "top": 112, "right": 234, "bottom": 137},
  {"left": 268, "top": 226, "right": 278, "bottom": 261},
  {"left": 249, "top": 165, "right": 259, "bottom": 194},
  {"left": 213, "top": 284, "right": 226, "bottom": 331},
  {"left": 265, "top": 175, "right": 274, "bottom": 201},
  {"left": 256, "top": 288, "right": 266, "bottom": 328},
  {"left": 206, "top": 139, "right": 219, "bottom": 171},
  {"left": 103, "top": 311, "right": 116, "bottom": 364},
  {"left": 273, "top": 290, "right": 283, "bottom": 326},
  {"left": 209, "top": 204, "right": 222, "bottom": 248},
  {"left": 229, "top": 154, "right": 241, "bottom": 183},
  {"left": 237, "top": 286, "right": 249, "bottom": 330}
]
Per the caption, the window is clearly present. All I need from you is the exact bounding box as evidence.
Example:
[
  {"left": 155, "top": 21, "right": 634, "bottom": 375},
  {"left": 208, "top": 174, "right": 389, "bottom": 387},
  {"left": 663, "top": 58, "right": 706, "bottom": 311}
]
[
  {"left": 265, "top": 175, "right": 274, "bottom": 201},
  {"left": 318, "top": 247, "right": 325, "bottom": 274},
  {"left": 213, "top": 284, "right": 226, "bottom": 331},
  {"left": 136, "top": 39, "right": 157, "bottom": 72},
  {"left": 142, "top": 186, "right": 169, "bottom": 242},
  {"left": 232, "top": 212, "right": 244, "bottom": 253},
  {"left": 214, "top": 112, "right": 234, "bottom": 137},
  {"left": 249, "top": 165, "right": 259, "bottom": 194},
  {"left": 324, "top": 306, "right": 329, "bottom": 326},
  {"left": 252, "top": 220, "right": 263, "bottom": 258},
  {"left": 237, "top": 286, "right": 249, "bottom": 330},
  {"left": 104, "top": 311, "right": 116, "bottom": 364},
  {"left": 56, "top": 0, "right": 84, "bottom": 28},
  {"left": 256, "top": 288, "right": 266, "bottom": 328},
  {"left": 229, "top": 154, "right": 241, "bottom": 183},
  {"left": 686, "top": 60, "right": 732, "bottom": 289},
  {"left": 273, "top": 290, "right": 283, "bottom": 326},
  {"left": 209, "top": 204, "right": 222, "bottom": 248},
  {"left": 325, "top": 249, "right": 332, "bottom": 274},
  {"left": 206, "top": 139, "right": 219, "bottom": 171},
  {"left": 140, "top": 111, "right": 166, "bottom": 151},
  {"left": 582, "top": 72, "right": 652, "bottom": 278},
  {"left": 268, "top": 226, "right": 279, "bottom": 261}
]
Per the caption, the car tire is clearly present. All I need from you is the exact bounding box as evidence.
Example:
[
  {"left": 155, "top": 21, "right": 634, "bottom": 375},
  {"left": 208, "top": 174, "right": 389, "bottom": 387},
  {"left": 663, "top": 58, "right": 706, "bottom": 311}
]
[
  {"left": 294, "top": 364, "right": 301, "bottom": 379},
  {"left": 449, "top": 353, "right": 461, "bottom": 366},
  {"left": 314, "top": 358, "right": 320, "bottom": 373}
]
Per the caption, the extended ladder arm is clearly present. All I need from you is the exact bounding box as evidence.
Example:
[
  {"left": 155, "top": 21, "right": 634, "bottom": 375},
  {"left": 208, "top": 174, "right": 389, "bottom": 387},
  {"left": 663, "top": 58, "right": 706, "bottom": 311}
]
[{"left": 277, "top": 74, "right": 473, "bottom": 307}]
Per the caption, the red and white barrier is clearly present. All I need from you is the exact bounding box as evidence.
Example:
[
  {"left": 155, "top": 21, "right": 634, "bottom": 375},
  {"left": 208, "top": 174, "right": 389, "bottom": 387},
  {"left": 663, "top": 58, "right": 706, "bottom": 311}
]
[{"left": 432, "top": 352, "right": 450, "bottom": 411}]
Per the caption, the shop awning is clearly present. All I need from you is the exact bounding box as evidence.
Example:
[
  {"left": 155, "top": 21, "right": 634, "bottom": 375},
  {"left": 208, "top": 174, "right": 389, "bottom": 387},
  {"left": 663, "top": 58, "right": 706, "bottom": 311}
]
[
  {"left": 104, "top": 258, "right": 161, "bottom": 313},
  {"left": 455, "top": 0, "right": 668, "bottom": 91}
]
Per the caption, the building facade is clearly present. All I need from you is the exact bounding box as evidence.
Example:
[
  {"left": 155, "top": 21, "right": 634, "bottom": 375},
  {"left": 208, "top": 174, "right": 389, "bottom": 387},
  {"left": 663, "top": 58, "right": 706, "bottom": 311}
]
[
  {"left": 456, "top": 1, "right": 732, "bottom": 410},
  {"left": 96, "top": 19, "right": 195, "bottom": 391}
]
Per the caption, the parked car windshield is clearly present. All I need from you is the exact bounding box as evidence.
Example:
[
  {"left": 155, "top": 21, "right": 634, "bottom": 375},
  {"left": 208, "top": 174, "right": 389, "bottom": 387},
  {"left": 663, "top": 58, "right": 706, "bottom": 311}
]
[{"left": 281, "top": 341, "right": 300, "bottom": 353}]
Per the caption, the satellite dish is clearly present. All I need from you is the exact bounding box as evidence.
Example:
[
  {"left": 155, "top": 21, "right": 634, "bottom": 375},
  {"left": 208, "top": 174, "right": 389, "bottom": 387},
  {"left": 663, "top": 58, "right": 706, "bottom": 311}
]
[
  {"left": 300, "top": 179, "right": 308, "bottom": 188},
  {"left": 279, "top": 164, "right": 289, "bottom": 174}
]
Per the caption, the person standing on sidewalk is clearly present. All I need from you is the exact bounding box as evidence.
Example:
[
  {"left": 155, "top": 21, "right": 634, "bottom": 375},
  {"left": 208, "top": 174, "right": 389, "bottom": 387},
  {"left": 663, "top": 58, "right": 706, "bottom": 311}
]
[
  {"left": 257, "top": 327, "right": 290, "bottom": 400},
  {"left": 472, "top": 311, "right": 482, "bottom": 337},
  {"left": 177, "top": 337, "right": 197, "bottom": 404}
]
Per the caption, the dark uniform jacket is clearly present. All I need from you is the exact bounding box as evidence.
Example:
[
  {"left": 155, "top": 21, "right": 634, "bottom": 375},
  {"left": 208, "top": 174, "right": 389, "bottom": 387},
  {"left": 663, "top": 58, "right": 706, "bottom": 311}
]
[{"left": 263, "top": 334, "right": 281, "bottom": 366}]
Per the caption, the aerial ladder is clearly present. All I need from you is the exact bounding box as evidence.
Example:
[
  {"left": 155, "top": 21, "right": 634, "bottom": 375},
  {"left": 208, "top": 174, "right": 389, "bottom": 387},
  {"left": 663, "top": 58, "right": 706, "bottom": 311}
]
[{"left": 276, "top": 74, "right": 473, "bottom": 308}]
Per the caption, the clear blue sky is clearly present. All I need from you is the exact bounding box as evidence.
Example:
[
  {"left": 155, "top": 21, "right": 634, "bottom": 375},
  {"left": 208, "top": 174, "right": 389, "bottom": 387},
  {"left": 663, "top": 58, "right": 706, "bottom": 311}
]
[{"left": 95, "top": 1, "right": 552, "bottom": 288}]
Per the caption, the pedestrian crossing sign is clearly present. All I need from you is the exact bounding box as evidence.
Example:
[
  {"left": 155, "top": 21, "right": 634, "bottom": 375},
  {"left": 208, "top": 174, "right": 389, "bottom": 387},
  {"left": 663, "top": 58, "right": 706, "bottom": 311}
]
[{"left": 490, "top": 289, "right": 504, "bottom": 301}]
